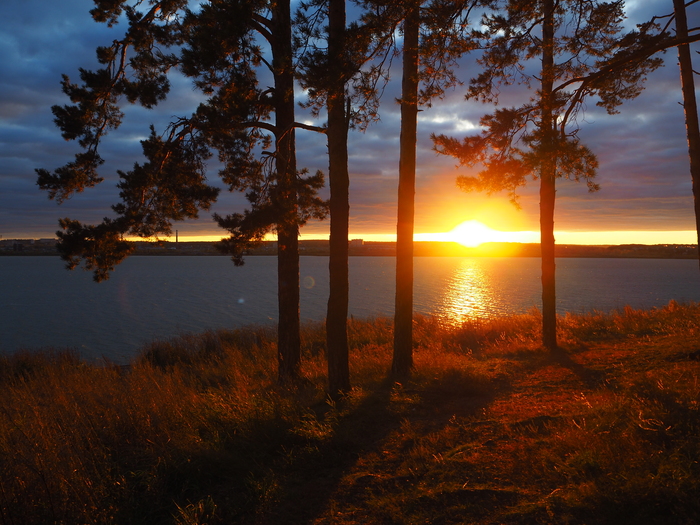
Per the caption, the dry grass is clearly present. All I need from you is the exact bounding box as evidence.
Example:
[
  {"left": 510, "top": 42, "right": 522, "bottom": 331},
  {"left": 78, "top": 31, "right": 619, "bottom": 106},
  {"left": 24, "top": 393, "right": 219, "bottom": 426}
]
[{"left": 1, "top": 302, "right": 699, "bottom": 524}]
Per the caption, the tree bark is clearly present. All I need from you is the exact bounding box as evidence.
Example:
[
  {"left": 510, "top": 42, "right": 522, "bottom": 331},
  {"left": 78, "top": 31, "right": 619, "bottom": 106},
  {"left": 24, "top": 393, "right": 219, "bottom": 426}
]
[
  {"left": 272, "top": 0, "right": 301, "bottom": 382},
  {"left": 392, "top": 2, "right": 420, "bottom": 376},
  {"left": 674, "top": 0, "right": 700, "bottom": 271},
  {"left": 326, "top": 0, "right": 351, "bottom": 397},
  {"left": 540, "top": 0, "right": 557, "bottom": 351}
]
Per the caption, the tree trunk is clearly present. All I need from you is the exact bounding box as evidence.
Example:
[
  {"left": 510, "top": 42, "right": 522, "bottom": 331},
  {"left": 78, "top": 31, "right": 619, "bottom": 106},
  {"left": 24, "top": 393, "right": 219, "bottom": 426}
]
[
  {"left": 277, "top": 223, "right": 301, "bottom": 381},
  {"left": 272, "top": 0, "right": 301, "bottom": 382},
  {"left": 674, "top": 0, "right": 700, "bottom": 271},
  {"left": 540, "top": 0, "right": 557, "bottom": 351},
  {"left": 326, "top": 0, "right": 351, "bottom": 397},
  {"left": 392, "top": 2, "right": 420, "bottom": 376}
]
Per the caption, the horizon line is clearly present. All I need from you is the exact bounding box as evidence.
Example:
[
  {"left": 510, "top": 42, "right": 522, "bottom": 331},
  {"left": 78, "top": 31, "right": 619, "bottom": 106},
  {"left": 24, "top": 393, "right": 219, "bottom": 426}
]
[{"left": 3, "top": 230, "right": 699, "bottom": 247}]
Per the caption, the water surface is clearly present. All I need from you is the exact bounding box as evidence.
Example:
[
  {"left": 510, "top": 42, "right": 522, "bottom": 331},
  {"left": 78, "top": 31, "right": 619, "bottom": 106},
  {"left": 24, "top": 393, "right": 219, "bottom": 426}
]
[{"left": 2, "top": 255, "right": 698, "bottom": 362}]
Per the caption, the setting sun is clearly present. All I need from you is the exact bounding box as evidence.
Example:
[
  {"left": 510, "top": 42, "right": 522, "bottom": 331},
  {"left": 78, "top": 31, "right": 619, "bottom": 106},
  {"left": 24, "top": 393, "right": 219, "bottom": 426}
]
[
  {"left": 414, "top": 220, "right": 541, "bottom": 246},
  {"left": 449, "top": 220, "right": 501, "bottom": 247}
]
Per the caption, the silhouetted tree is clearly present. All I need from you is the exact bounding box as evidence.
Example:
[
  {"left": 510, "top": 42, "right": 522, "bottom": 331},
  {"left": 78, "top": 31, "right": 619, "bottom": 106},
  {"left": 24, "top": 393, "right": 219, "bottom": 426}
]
[
  {"left": 36, "top": 0, "right": 327, "bottom": 382},
  {"left": 590, "top": 3, "right": 700, "bottom": 270},
  {"left": 392, "top": 0, "right": 420, "bottom": 376},
  {"left": 535, "top": 3, "right": 700, "bottom": 269},
  {"left": 434, "top": 0, "right": 662, "bottom": 350},
  {"left": 674, "top": 0, "right": 700, "bottom": 269},
  {"left": 358, "top": 0, "right": 483, "bottom": 376},
  {"left": 324, "top": 0, "right": 353, "bottom": 395},
  {"left": 296, "top": 0, "right": 386, "bottom": 396}
]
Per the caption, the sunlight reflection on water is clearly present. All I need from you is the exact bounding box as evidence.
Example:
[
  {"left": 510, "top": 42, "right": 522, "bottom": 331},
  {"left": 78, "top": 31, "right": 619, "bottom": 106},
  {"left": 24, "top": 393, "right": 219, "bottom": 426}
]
[
  {"left": 413, "top": 257, "right": 540, "bottom": 326},
  {"left": 436, "top": 261, "right": 493, "bottom": 324},
  {"left": 3, "top": 256, "right": 700, "bottom": 362}
]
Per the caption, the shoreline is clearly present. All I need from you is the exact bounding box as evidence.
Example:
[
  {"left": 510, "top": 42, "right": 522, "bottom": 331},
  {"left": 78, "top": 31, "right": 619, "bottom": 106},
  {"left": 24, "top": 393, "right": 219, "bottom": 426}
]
[{"left": 1, "top": 240, "right": 698, "bottom": 259}]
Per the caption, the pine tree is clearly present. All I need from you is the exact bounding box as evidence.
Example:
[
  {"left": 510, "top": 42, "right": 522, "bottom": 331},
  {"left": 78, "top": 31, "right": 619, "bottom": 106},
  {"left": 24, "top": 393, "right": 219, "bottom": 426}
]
[
  {"left": 392, "top": 0, "right": 420, "bottom": 377},
  {"left": 36, "top": 0, "right": 327, "bottom": 382},
  {"left": 296, "top": 0, "right": 383, "bottom": 396},
  {"left": 433, "top": 0, "right": 662, "bottom": 350},
  {"left": 393, "top": 0, "right": 484, "bottom": 374},
  {"left": 353, "top": 0, "right": 483, "bottom": 376},
  {"left": 325, "top": 0, "right": 353, "bottom": 395},
  {"left": 567, "top": 2, "right": 700, "bottom": 271},
  {"left": 297, "top": 0, "right": 354, "bottom": 396},
  {"left": 673, "top": 0, "right": 700, "bottom": 269}
]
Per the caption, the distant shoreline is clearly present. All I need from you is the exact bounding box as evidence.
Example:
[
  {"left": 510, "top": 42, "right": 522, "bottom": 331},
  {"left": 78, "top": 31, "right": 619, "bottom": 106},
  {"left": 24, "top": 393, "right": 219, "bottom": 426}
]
[{"left": 1, "top": 239, "right": 698, "bottom": 259}]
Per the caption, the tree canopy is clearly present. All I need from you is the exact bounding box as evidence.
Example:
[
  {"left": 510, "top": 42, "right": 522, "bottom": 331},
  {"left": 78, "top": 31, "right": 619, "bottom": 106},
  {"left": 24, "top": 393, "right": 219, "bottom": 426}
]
[
  {"left": 433, "top": 0, "right": 665, "bottom": 349},
  {"left": 37, "top": 0, "right": 327, "bottom": 281}
]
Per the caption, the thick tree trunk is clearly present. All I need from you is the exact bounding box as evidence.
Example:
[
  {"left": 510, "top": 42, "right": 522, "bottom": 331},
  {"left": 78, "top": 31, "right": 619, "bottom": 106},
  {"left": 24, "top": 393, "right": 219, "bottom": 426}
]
[
  {"left": 277, "top": 224, "right": 301, "bottom": 381},
  {"left": 392, "top": 3, "right": 420, "bottom": 376},
  {"left": 674, "top": 0, "right": 700, "bottom": 271},
  {"left": 540, "top": 0, "right": 557, "bottom": 351},
  {"left": 326, "top": 0, "right": 351, "bottom": 397},
  {"left": 540, "top": 172, "right": 557, "bottom": 350},
  {"left": 272, "top": 0, "right": 301, "bottom": 382}
]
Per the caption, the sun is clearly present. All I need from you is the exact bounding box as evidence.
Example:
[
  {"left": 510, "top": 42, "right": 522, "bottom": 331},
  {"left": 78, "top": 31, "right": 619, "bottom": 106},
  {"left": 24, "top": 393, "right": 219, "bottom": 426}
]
[
  {"left": 415, "top": 220, "right": 539, "bottom": 246},
  {"left": 448, "top": 220, "right": 503, "bottom": 247}
]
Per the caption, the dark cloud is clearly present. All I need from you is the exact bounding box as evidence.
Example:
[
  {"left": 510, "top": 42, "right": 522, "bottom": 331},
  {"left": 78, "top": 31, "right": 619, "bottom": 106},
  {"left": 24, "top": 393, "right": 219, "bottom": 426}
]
[{"left": 0, "top": 0, "right": 698, "bottom": 242}]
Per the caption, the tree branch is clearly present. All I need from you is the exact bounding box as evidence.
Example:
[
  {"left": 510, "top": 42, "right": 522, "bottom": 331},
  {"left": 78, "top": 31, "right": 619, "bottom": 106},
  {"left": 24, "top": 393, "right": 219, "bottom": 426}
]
[
  {"left": 251, "top": 14, "right": 273, "bottom": 44},
  {"left": 241, "top": 121, "right": 277, "bottom": 134},
  {"left": 554, "top": 32, "right": 700, "bottom": 95},
  {"left": 294, "top": 121, "right": 326, "bottom": 133}
]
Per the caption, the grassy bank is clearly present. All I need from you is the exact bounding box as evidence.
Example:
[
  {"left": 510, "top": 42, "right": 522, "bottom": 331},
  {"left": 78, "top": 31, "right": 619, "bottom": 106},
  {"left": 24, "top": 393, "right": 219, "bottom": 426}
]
[{"left": 1, "top": 303, "right": 699, "bottom": 524}]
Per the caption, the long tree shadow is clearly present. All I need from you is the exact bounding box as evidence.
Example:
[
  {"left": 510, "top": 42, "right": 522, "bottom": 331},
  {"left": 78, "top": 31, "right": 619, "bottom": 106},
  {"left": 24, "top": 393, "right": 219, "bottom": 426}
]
[
  {"left": 256, "top": 376, "right": 398, "bottom": 525},
  {"left": 486, "top": 343, "right": 611, "bottom": 391},
  {"left": 549, "top": 346, "right": 610, "bottom": 389},
  {"left": 257, "top": 368, "right": 505, "bottom": 525}
]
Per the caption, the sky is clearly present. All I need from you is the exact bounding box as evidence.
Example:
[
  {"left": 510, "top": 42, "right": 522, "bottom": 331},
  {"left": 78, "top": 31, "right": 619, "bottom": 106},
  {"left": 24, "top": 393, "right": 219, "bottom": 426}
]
[{"left": 0, "top": 0, "right": 699, "bottom": 245}]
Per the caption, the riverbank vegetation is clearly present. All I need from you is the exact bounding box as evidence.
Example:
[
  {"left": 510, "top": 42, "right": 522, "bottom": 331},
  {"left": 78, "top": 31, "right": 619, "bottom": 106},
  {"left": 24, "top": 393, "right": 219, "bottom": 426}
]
[{"left": 1, "top": 302, "right": 699, "bottom": 524}]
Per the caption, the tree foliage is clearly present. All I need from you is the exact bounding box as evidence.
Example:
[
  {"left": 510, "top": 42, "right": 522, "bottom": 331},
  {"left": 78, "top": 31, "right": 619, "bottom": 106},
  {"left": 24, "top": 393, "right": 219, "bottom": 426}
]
[
  {"left": 433, "top": 0, "right": 664, "bottom": 349},
  {"left": 37, "top": 0, "right": 332, "bottom": 384},
  {"left": 435, "top": 0, "right": 663, "bottom": 199},
  {"left": 37, "top": 0, "right": 327, "bottom": 281}
]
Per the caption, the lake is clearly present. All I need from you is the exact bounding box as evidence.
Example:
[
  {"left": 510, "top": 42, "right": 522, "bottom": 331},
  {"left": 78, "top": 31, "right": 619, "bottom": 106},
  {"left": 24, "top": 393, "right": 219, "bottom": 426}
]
[{"left": 2, "top": 255, "right": 699, "bottom": 363}]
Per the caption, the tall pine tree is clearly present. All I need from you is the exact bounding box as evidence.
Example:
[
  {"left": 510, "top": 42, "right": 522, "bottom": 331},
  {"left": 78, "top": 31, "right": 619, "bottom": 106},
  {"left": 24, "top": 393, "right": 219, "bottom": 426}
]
[
  {"left": 36, "top": 0, "right": 326, "bottom": 382},
  {"left": 392, "top": 0, "right": 420, "bottom": 376},
  {"left": 325, "top": 0, "right": 353, "bottom": 395},
  {"left": 296, "top": 0, "right": 384, "bottom": 396},
  {"left": 357, "top": 0, "right": 483, "bottom": 375},
  {"left": 434, "top": 0, "right": 662, "bottom": 350},
  {"left": 673, "top": 0, "right": 700, "bottom": 269}
]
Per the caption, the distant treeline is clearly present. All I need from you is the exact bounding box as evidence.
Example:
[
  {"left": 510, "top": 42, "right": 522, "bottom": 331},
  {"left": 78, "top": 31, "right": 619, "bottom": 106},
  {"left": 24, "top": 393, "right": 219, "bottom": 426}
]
[{"left": 3, "top": 239, "right": 697, "bottom": 259}]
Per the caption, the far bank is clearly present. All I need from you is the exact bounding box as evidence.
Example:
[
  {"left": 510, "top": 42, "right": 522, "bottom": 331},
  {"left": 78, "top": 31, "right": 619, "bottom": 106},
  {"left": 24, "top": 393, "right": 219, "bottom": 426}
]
[{"left": 2, "top": 238, "right": 698, "bottom": 259}]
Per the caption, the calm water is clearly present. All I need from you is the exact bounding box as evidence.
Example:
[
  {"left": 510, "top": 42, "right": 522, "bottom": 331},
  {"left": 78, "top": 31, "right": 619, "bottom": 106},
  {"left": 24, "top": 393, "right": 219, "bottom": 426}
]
[{"left": 2, "top": 255, "right": 699, "bottom": 363}]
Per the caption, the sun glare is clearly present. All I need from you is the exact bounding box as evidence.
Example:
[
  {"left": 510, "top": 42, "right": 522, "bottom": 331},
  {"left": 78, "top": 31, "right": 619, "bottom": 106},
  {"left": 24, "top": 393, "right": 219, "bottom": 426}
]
[{"left": 449, "top": 220, "right": 502, "bottom": 247}]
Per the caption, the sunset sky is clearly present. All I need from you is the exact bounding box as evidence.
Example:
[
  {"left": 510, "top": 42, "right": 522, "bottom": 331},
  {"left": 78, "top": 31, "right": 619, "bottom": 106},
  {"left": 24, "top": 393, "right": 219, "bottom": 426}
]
[{"left": 1, "top": 0, "right": 698, "bottom": 245}]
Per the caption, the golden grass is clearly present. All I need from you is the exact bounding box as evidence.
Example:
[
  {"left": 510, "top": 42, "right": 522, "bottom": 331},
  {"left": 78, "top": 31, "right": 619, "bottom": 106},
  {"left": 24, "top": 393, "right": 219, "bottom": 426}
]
[{"left": 0, "top": 302, "right": 699, "bottom": 524}]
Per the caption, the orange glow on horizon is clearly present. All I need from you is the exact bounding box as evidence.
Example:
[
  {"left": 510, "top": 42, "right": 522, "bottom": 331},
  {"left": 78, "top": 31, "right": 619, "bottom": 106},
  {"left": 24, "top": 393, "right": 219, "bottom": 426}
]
[
  {"left": 415, "top": 220, "right": 539, "bottom": 247},
  {"left": 129, "top": 229, "right": 699, "bottom": 246},
  {"left": 446, "top": 220, "right": 494, "bottom": 247}
]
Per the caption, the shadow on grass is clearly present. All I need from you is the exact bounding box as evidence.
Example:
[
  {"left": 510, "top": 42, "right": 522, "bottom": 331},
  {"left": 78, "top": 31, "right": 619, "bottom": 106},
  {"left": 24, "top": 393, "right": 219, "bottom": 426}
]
[
  {"left": 254, "top": 376, "right": 398, "bottom": 525},
  {"left": 255, "top": 368, "right": 506, "bottom": 525},
  {"left": 549, "top": 347, "right": 609, "bottom": 389}
]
